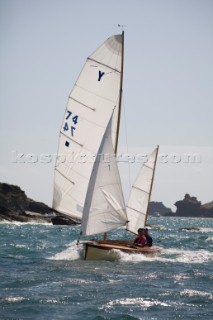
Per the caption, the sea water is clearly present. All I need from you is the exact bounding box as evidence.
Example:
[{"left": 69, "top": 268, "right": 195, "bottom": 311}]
[{"left": 0, "top": 216, "right": 212, "bottom": 320}]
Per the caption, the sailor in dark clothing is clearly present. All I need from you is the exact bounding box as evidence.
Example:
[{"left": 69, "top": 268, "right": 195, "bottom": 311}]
[{"left": 144, "top": 228, "right": 153, "bottom": 246}]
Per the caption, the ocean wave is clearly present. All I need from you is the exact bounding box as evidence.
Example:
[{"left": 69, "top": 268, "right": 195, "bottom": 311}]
[
  {"left": 48, "top": 241, "right": 83, "bottom": 260},
  {"left": 165, "top": 248, "right": 213, "bottom": 264},
  {"left": 180, "top": 289, "right": 213, "bottom": 299},
  {"left": 0, "top": 220, "right": 51, "bottom": 226},
  {"left": 2, "top": 296, "right": 26, "bottom": 303},
  {"left": 206, "top": 236, "right": 213, "bottom": 242},
  {"left": 13, "top": 244, "right": 28, "bottom": 249},
  {"left": 116, "top": 247, "right": 213, "bottom": 264},
  {"left": 100, "top": 297, "right": 170, "bottom": 310}
]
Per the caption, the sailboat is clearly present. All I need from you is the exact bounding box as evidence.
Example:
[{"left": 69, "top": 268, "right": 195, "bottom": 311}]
[
  {"left": 53, "top": 31, "right": 161, "bottom": 260},
  {"left": 80, "top": 139, "right": 160, "bottom": 260}
]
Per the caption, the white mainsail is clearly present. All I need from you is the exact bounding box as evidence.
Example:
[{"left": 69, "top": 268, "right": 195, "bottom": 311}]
[
  {"left": 53, "top": 33, "right": 124, "bottom": 220},
  {"left": 80, "top": 115, "right": 127, "bottom": 237},
  {"left": 126, "top": 146, "right": 159, "bottom": 234}
]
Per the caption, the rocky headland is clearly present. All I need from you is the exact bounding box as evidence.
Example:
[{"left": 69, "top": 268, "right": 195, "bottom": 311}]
[
  {"left": 148, "top": 202, "right": 172, "bottom": 216},
  {"left": 173, "top": 194, "right": 213, "bottom": 218},
  {"left": 0, "top": 183, "right": 78, "bottom": 225}
]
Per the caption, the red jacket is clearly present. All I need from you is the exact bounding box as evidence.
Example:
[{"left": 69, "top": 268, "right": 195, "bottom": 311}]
[{"left": 134, "top": 235, "right": 147, "bottom": 246}]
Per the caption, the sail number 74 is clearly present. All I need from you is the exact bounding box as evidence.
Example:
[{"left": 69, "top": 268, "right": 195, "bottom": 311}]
[{"left": 63, "top": 110, "right": 78, "bottom": 137}]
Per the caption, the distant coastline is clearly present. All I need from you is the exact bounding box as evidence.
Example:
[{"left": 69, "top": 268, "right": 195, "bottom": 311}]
[
  {"left": 0, "top": 182, "right": 212, "bottom": 224},
  {"left": 149, "top": 194, "right": 213, "bottom": 218}
]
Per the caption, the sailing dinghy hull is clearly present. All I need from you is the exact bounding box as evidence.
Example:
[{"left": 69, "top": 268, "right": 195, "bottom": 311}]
[{"left": 83, "top": 240, "right": 161, "bottom": 260}]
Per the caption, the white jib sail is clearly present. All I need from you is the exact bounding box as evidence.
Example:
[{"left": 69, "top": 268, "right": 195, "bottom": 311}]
[
  {"left": 80, "top": 115, "right": 127, "bottom": 237},
  {"left": 126, "top": 147, "right": 159, "bottom": 234},
  {"left": 53, "top": 34, "right": 123, "bottom": 220}
]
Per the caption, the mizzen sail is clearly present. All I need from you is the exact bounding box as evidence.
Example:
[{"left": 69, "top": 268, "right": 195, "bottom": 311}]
[{"left": 126, "top": 146, "right": 159, "bottom": 234}]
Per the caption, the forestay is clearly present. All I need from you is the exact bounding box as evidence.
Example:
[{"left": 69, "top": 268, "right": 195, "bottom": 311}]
[
  {"left": 53, "top": 34, "right": 124, "bottom": 220},
  {"left": 126, "top": 147, "right": 159, "bottom": 234},
  {"left": 80, "top": 115, "right": 127, "bottom": 236}
]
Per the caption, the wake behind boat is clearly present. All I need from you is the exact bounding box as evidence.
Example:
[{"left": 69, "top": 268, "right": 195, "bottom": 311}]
[{"left": 53, "top": 31, "right": 162, "bottom": 260}]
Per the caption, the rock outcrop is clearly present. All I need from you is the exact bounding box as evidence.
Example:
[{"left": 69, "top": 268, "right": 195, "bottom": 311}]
[
  {"left": 0, "top": 182, "right": 78, "bottom": 224},
  {"left": 148, "top": 202, "right": 172, "bottom": 216},
  {"left": 173, "top": 194, "right": 213, "bottom": 218}
]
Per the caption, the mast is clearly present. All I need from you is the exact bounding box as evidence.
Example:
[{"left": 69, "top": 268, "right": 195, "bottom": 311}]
[
  {"left": 114, "top": 30, "right": 124, "bottom": 153},
  {"left": 144, "top": 145, "right": 159, "bottom": 226}
]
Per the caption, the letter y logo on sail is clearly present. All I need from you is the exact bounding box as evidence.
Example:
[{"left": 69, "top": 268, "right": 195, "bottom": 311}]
[{"left": 98, "top": 70, "right": 105, "bottom": 81}]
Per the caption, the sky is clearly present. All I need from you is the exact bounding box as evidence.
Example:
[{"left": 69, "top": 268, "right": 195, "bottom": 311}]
[{"left": 0, "top": 0, "right": 213, "bottom": 211}]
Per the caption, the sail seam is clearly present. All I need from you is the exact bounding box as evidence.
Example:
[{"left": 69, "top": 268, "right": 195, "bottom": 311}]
[
  {"left": 88, "top": 57, "right": 120, "bottom": 73},
  {"left": 75, "top": 83, "right": 116, "bottom": 103},
  {"left": 99, "top": 182, "right": 122, "bottom": 188},
  {"left": 69, "top": 97, "right": 96, "bottom": 111},
  {"left": 62, "top": 162, "right": 91, "bottom": 181}
]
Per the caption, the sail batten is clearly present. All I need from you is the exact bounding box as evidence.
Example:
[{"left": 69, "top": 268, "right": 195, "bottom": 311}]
[
  {"left": 60, "top": 132, "right": 83, "bottom": 147},
  {"left": 55, "top": 168, "right": 75, "bottom": 184},
  {"left": 126, "top": 206, "right": 146, "bottom": 215},
  {"left": 132, "top": 186, "right": 149, "bottom": 194},
  {"left": 88, "top": 58, "right": 121, "bottom": 73},
  {"left": 68, "top": 97, "right": 96, "bottom": 111},
  {"left": 143, "top": 164, "right": 154, "bottom": 170}
]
